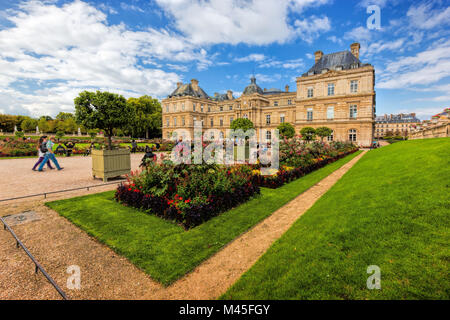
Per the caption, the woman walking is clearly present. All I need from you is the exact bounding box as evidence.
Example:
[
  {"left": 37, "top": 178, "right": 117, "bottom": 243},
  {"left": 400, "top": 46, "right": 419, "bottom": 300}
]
[{"left": 32, "top": 136, "right": 54, "bottom": 171}]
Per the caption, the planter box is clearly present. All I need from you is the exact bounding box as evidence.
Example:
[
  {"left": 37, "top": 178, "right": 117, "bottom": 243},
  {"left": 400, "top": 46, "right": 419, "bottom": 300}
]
[{"left": 92, "top": 149, "right": 131, "bottom": 182}]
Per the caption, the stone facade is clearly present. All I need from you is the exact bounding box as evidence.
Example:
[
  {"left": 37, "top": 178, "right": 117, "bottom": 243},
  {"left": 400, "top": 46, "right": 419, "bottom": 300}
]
[
  {"left": 374, "top": 113, "right": 421, "bottom": 138},
  {"left": 162, "top": 43, "right": 376, "bottom": 146}
]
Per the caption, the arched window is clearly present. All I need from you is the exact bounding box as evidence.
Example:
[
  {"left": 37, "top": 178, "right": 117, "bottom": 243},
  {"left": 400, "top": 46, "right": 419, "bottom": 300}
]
[
  {"left": 266, "top": 130, "right": 272, "bottom": 141},
  {"left": 349, "top": 129, "right": 357, "bottom": 142},
  {"left": 243, "top": 114, "right": 248, "bottom": 119}
]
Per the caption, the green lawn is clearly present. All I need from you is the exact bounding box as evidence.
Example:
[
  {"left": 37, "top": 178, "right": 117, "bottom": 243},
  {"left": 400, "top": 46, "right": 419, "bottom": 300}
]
[
  {"left": 222, "top": 138, "right": 450, "bottom": 300},
  {"left": 46, "top": 151, "right": 361, "bottom": 286}
]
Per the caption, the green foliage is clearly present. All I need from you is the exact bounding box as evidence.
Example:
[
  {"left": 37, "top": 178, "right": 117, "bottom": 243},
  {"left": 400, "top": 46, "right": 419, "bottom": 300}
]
[
  {"left": 20, "top": 117, "right": 37, "bottom": 133},
  {"left": 0, "top": 114, "right": 18, "bottom": 132},
  {"left": 55, "top": 130, "right": 65, "bottom": 140},
  {"left": 315, "top": 127, "right": 333, "bottom": 141},
  {"left": 277, "top": 123, "right": 295, "bottom": 139},
  {"left": 300, "top": 127, "right": 316, "bottom": 142},
  {"left": 88, "top": 129, "right": 98, "bottom": 139},
  {"left": 14, "top": 130, "right": 24, "bottom": 138},
  {"left": 37, "top": 117, "right": 50, "bottom": 133},
  {"left": 74, "top": 90, "right": 132, "bottom": 149},
  {"left": 127, "top": 95, "right": 162, "bottom": 138},
  {"left": 56, "top": 112, "right": 74, "bottom": 121},
  {"left": 230, "top": 118, "right": 254, "bottom": 132}
]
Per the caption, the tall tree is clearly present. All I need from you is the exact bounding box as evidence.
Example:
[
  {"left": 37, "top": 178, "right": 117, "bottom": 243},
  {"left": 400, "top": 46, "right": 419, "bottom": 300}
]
[
  {"left": 20, "top": 118, "right": 37, "bottom": 133},
  {"left": 74, "top": 91, "right": 132, "bottom": 149},
  {"left": 127, "top": 95, "right": 162, "bottom": 138},
  {"left": 56, "top": 112, "right": 75, "bottom": 121}
]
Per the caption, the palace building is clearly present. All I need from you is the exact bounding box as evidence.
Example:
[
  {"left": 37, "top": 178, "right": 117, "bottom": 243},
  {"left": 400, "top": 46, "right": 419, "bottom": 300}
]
[
  {"left": 162, "top": 43, "right": 376, "bottom": 146},
  {"left": 374, "top": 113, "right": 421, "bottom": 138}
]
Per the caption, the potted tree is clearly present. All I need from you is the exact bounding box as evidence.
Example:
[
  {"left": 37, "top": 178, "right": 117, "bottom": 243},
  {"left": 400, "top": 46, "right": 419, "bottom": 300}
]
[{"left": 75, "top": 91, "right": 132, "bottom": 181}]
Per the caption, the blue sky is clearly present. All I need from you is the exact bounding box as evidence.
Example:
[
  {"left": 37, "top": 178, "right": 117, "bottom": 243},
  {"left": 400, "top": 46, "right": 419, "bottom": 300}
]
[{"left": 0, "top": 0, "right": 449, "bottom": 119}]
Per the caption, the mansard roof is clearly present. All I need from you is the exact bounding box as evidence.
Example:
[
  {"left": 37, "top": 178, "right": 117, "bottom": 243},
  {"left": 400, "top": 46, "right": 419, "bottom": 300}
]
[
  {"left": 243, "top": 76, "right": 264, "bottom": 95},
  {"left": 212, "top": 93, "right": 234, "bottom": 101},
  {"left": 302, "top": 51, "right": 369, "bottom": 76},
  {"left": 168, "top": 82, "right": 210, "bottom": 99}
]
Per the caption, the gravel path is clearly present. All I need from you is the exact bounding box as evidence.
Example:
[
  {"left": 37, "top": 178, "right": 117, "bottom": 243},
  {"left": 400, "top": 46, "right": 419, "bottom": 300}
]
[{"left": 0, "top": 151, "right": 366, "bottom": 300}]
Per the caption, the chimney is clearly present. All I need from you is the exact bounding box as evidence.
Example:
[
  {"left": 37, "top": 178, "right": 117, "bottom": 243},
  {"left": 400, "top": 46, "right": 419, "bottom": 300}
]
[
  {"left": 350, "top": 42, "right": 360, "bottom": 59},
  {"left": 314, "top": 50, "right": 323, "bottom": 63},
  {"left": 191, "top": 79, "right": 199, "bottom": 91},
  {"left": 227, "top": 90, "right": 233, "bottom": 100},
  {"left": 177, "top": 82, "right": 182, "bottom": 88},
  {"left": 285, "top": 85, "right": 289, "bottom": 92}
]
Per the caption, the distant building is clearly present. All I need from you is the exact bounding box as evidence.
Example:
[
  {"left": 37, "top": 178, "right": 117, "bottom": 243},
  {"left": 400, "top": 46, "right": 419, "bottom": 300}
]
[
  {"left": 374, "top": 113, "right": 421, "bottom": 138},
  {"left": 161, "top": 43, "right": 376, "bottom": 146},
  {"left": 410, "top": 108, "right": 449, "bottom": 140}
]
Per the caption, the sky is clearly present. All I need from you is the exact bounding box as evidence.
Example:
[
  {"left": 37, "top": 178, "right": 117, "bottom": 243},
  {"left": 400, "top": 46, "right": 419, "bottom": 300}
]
[{"left": 0, "top": 0, "right": 449, "bottom": 120}]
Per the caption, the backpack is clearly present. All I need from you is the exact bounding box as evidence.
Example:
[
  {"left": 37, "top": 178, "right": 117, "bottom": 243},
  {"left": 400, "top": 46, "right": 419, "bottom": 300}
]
[{"left": 40, "top": 141, "right": 48, "bottom": 153}]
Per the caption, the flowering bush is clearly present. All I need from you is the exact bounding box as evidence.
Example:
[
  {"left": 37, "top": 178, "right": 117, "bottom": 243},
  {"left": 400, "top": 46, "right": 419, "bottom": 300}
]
[
  {"left": 115, "top": 163, "right": 260, "bottom": 229},
  {"left": 0, "top": 139, "right": 37, "bottom": 157}
]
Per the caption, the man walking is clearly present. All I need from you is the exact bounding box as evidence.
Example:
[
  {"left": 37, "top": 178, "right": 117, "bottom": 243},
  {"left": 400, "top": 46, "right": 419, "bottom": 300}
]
[{"left": 38, "top": 136, "right": 64, "bottom": 171}]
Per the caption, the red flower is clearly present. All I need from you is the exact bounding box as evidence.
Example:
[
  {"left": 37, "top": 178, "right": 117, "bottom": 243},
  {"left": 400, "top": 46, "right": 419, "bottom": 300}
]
[{"left": 185, "top": 199, "right": 191, "bottom": 203}]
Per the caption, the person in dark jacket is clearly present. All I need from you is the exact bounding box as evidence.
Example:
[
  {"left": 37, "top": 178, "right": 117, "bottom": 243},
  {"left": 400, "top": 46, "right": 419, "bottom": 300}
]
[{"left": 140, "top": 145, "right": 156, "bottom": 167}]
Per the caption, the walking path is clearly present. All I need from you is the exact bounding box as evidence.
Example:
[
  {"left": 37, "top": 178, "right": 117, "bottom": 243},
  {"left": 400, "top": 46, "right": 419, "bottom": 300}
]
[{"left": 0, "top": 151, "right": 366, "bottom": 299}]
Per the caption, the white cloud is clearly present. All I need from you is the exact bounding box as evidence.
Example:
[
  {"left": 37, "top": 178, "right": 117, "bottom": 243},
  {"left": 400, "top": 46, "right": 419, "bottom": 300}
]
[
  {"left": 407, "top": 2, "right": 450, "bottom": 30},
  {"left": 363, "top": 38, "right": 406, "bottom": 56},
  {"left": 259, "top": 58, "right": 304, "bottom": 70},
  {"left": 235, "top": 54, "right": 267, "bottom": 63},
  {"left": 120, "top": 3, "right": 145, "bottom": 13},
  {"left": 344, "top": 26, "right": 373, "bottom": 42},
  {"left": 155, "top": 0, "right": 331, "bottom": 45},
  {"left": 0, "top": 0, "right": 213, "bottom": 116},
  {"left": 378, "top": 40, "right": 450, "bottom": 89},
  {"left": 293, "top": 15, "right": 331, "bottom": 43}
]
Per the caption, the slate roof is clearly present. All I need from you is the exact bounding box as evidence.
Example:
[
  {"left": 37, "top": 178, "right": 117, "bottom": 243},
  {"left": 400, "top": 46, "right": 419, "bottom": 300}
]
[
  {"left": 302, "top": 51, "right": 369, "bottom": 76},
  {"left": 243, "top": 77, "right": 264, "bottom": 95},
  {"left": 168, "top": 83, "right": 210, "bottom": 99},
  {"left": 212, "top": 92, "right": 234, "bottom": 101}
]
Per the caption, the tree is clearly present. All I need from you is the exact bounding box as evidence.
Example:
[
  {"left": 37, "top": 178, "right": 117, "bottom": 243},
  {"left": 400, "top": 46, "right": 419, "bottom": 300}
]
[
  {"left": 74, "top": 91, "right": 132, "bottom": 150},
  {"left": 0, "top": 114, "right": 18, "bottom": 132},
  {"left": 300, "top": 127, "right": 316, "bottom": 143},
  {"left": 64, "top": 118, "right": 77, "bottom": 134},
  {"left": 277, "top": 123, "right": 295, "bottom": 139},
  {"left": 315, "top": 127, "right": 333, "bottom": 142},
  {"left": 127, "top": 95, "right": 162, "bottom": 138},
  {"left": 56, "top": 112, "right": 74, "bottom": 121},
  {"left": 37, "top": 117, "right": 50, "bottom": 133},
  {"left": 230, "top": 118, "right": 254, "bottom": 132},
  {"left": 20, "top": 118, "right": 37, "bottom": 133}
]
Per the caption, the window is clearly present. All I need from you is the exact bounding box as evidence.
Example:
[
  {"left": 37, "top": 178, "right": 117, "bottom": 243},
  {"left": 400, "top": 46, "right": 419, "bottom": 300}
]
[
  {"left": 229, "top": 105, "right": 233, "bottom": 111},
  {"left": 243, "top": 114, "right": 248, "bottom": 119},
  {"left": 266, "top": 114, "right": 271, "bottom": 125},
  {"left": 288, "top": 99, "right": 292, "bottom": 105},
  {"left": 280, "top": 113, "right": 285, "bottom": 123},
  {"left": 210, "top": 118, "right": 214, "bottom": 126},
  {"left": 350, "top": 105, "right": 358, "bottom": 119},
  {"left": 201, "top": 104, "right": 204, "bottom": 112},
  {"left": 307, "top": 108, "right": 313, "bottom": 121},
  {"left": 327, "top": 106, "right": 334, "bottom": 120},
  {"left": 230, "top": 116, "right": 234, "bottom": 124},
  {"left": 350, "top": 80, "right": 358, "bottom": 93},
  {"left": 166, "top": 118, "right": 170, "bottom": 127},
  {"left": 181, "top": 103, "right": 185, "bottom": 111},
  {"left": 220, "top": 117, "right": 223, "bottom": 126},
  {"left": 166, "top": 105, "right": 169, "bottom": 112},
  {"left": 174, "top": 104, "right": 177, "bottom": 112},
  {"left": 274, "top": 101, "right": 278, "bottom": 107},
  {"left": 193, "top": 116, "right": 197, "bottom": 125},
  {"left": 193, "top": 103, "right": 196, "bottom": 111},
  {"left": 327, "top": 83, "right": 335, "bottom": 96},
  {"left": 327, "top": 131, "right": 334, "bottom": 142},
  {"left": 349, "top": 129, "right": 357, "bottom": 142},
  {"left": 208, "top": 105, "right": 211, "bottom": 112},
  {"left": 307, "top": 88, "right": 314, "bottom": 98},
  {"left": 174, "top": 117, "right": 177, "bottom": 126},
  {"left": 220, "top": 106, "right": 223, "bottom": 112},
  {"left": 182, "top": 117, "right": 185, "bottom": 126},
  {"left": 266, "top": 130, "right": 271, "bottom": 141}
]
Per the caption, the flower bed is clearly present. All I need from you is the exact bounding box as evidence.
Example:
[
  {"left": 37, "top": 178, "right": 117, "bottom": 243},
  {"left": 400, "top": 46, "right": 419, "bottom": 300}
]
[
  {"left": 115, "top": 163, "right": 260, "bottom": 229},
  {"left": 252, "top": 149, "right": 358, "bottom": 188}
]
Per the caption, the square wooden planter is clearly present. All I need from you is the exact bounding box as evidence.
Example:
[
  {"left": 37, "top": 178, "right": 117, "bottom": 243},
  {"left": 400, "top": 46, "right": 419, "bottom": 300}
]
[{"left": 92, "top": 149, "right": 131, "bottom": 182}]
